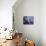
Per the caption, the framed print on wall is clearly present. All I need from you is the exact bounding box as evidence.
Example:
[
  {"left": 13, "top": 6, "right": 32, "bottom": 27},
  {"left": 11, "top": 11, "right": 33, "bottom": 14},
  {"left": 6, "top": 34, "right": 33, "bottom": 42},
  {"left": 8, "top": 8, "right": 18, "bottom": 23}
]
[{"left": 23, "top": 16, "right": 34, "bottom": 25}]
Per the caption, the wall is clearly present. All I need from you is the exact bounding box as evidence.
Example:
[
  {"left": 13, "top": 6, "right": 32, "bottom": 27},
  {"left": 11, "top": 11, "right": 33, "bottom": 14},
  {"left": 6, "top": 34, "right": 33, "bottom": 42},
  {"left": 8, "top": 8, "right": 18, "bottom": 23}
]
[
  {"left": 13, "top": 0, "right": 41, "bottom": 46},
  {"left": 41, "top": 0, "right": 46, "bottom": 46}
]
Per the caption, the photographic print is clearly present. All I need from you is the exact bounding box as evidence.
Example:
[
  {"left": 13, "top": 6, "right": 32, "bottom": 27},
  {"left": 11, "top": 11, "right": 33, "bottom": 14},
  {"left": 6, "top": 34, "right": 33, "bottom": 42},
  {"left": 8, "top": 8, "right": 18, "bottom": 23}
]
[{"left": 23, "top": 16, "right": 34, "bottom": 24}]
